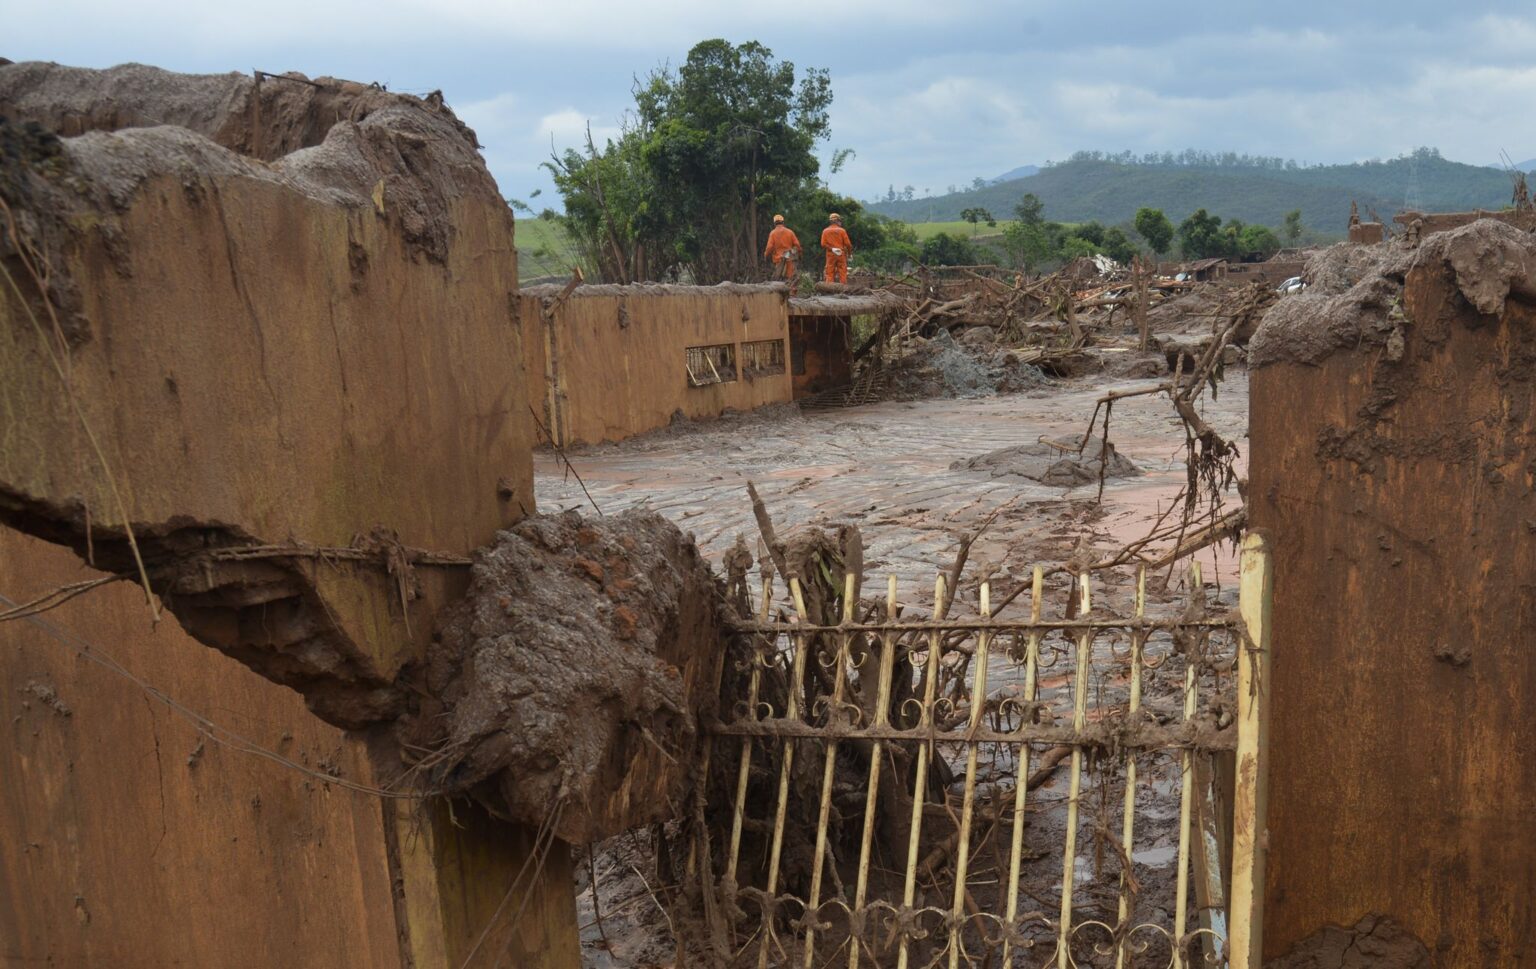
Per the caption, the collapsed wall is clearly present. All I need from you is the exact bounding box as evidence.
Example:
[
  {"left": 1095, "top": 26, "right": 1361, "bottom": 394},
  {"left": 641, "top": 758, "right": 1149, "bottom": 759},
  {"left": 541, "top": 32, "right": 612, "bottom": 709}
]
[
  {"left": 1, "top": 60, "right": 721, "bottom": 969},
  {"left": 1249, "top": 220, "right": 1536, "bottom": 964},
  {"left": 1, "top": 61, "right": 530, "bottom": 724}
]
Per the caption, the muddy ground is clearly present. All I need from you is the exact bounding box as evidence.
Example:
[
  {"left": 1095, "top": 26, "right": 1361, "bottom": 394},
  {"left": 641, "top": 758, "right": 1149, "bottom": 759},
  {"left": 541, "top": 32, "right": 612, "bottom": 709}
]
[{"left": 540, "top": 342, "right": 1249, "bottom": 967}]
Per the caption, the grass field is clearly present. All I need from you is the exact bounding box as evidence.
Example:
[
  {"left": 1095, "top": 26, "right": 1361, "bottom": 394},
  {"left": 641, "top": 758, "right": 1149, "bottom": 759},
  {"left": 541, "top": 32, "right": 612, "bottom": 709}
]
[
  {"left": 515, "top": 217, "right": 587, "bottom": 281},
  {"left": 905, "top": 219, "right": 1007, "bottom": 240}
]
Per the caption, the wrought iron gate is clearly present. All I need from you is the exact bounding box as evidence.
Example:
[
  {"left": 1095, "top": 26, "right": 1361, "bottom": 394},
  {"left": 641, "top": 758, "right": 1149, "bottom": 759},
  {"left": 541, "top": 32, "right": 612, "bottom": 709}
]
[{"left": 708, "top": 534, "right": 1271, "bottom": 969}]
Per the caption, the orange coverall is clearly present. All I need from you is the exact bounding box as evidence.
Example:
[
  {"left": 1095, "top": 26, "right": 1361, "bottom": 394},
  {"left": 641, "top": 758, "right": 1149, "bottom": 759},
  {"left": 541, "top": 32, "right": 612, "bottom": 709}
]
[
  {"left": 821, "top": 224, "right": 852, "bottom": 282},
  {"left": 764, "top": 224, "right": 801, "bottom": 282}
]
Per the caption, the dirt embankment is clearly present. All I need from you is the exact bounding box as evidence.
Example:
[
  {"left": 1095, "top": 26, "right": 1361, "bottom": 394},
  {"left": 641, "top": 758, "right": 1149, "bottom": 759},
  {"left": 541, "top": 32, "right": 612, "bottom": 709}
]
[{"left": 403, "top": 510, "right": 724, "bottom": 844}]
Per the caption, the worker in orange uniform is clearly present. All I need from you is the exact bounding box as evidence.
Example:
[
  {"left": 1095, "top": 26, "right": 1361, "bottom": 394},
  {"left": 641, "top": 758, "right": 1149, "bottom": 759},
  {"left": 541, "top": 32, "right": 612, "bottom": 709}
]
[
  {"left": 763, "top": 214, "right": 801, "bottom": 290},
  {"left": 821, "top": 213, "right": 852, "bottom": 283}
]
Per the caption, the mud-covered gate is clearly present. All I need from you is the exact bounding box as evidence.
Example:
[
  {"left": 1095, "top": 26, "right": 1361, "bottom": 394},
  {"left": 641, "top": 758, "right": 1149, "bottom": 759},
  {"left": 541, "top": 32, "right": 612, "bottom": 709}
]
[{"left": 704, "top": 535, "right": 1271, "bottom": 968}]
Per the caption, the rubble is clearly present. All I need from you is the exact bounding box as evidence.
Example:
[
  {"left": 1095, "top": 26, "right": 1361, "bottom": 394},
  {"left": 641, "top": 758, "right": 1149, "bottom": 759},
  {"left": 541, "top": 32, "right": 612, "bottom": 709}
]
[
  {"left": 407, "top": 510, "right": 723, "bottom": 844},
  {"left": 950, "top": 435, "right": 1141, "bottom": 487}
]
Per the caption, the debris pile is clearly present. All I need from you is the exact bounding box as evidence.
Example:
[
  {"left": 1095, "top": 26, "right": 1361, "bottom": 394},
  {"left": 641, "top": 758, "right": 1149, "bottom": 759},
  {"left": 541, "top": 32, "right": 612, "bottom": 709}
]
[
  {"left": 406, "top": 510, "right": 723, "bottom": 844},
  {"left": 883, "top": 329, "right": 1047, "bottom": 399},
  {"left": 950, "top": 435, "right": 1141, "bottom": 487}
]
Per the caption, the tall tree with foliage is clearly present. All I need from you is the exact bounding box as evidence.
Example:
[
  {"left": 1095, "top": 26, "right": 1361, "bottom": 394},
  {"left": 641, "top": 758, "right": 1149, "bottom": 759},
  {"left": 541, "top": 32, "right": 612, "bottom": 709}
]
[
  {"left": 1001, "top": 220, "right": 1051, "bottom": 272},
  {"left": 1014, "top": 192, "right": 1045, "bottom": 225},
  {"left": 920, "top": 232, "right": 981, "bottom": 266},
  {"left": 1133, "top": 207, "right": 1174, "bottom": 255},
  {"left": 547, "top": 39, "right": 831, "bottom": 283},
  {"left": 959, "top": 207, "right": 996, "bottom": 234},
  {"left": 1177, "top": 209, "right": 1225, "bottom": 259},
  {"left": 1283, "top": 209, "right": 1303, "bottom": 244}
]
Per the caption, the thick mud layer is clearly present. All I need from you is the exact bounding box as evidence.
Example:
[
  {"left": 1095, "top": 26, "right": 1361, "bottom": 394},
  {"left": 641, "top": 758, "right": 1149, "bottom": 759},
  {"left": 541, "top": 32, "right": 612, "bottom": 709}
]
[
  {"left": 950, "top": 435, "right": 1141, "bottom": 486},
  {"left": 885, "top": 330, "right": 1046, "bottom": 399},
  {"left": 1251, "top": 219, "right": 1536, "bottom": 368},
  {"left": 1266, "top": 914, "right": 1429, "bottom": 969},
  {"left": 410, "top": 510, "right": 723, "bottom": 843}
]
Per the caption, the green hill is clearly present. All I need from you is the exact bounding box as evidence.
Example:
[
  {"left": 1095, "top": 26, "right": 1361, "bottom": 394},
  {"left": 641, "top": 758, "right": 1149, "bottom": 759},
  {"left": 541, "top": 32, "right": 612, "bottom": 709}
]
[{"left": 871, "top": 149, "right": 1520, "bottom": 230}]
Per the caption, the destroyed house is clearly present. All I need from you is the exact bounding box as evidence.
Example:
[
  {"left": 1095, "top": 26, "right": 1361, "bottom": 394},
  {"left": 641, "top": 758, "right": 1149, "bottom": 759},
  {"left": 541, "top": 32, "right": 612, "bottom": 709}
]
[{"left": 520, "top": 283, "right": 897, "bottom": 446}]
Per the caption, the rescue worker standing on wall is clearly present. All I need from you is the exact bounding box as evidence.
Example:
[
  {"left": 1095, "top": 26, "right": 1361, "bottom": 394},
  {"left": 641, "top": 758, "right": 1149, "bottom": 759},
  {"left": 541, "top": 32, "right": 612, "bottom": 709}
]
[
  {"left": 764, "top": 214, "right": 801, "bottom": 291},
  {"left": 821, "top": 212, "right": 852, "bottom": 284}
]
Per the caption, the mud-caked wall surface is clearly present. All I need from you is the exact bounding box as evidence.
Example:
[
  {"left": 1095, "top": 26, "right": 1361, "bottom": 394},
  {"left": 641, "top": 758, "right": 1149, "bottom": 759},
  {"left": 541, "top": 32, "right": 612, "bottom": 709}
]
[
  {"left": 0, "top": 62, "right": 587, "bottom": 969},
  {"left": 1249, "top": 221, "right": 1536, "bottom": 965},
  {"left": 521, "top": 282, "right": 792, "bottom": 446},
  {"left": 0, "top": 60, "right": 534, "bottom": 722}
]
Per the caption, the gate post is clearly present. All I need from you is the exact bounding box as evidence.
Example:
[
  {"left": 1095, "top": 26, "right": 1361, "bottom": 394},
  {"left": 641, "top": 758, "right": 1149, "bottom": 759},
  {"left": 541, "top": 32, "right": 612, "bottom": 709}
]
[{"left": 1229, "top": 530, "right": 1272, "bottom": 969}]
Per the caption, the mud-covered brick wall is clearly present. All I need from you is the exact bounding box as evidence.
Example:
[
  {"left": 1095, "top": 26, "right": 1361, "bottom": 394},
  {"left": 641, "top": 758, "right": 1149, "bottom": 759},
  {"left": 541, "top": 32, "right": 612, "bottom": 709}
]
[
  {"left": 0, "top": 62, "right": 577, "bottom": 969},
  {"left": 0, "top": 62, "right": 536, "bottom": 722},
  {"left": 520, "top": 282, "right": 792, "bottom": 446},
  {"left": 1248, "top": 220, "right": 1536, "bottom": 965},
  {"left": 0, "top": 528, "right": 579, "bottom": 969}
]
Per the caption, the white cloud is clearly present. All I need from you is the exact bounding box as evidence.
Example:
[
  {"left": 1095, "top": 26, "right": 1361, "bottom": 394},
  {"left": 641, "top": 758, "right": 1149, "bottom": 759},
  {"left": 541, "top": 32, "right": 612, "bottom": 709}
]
[
  {"left": 9, "top": 1, "right": 1536, "bottom": 203},
  {"left": 535, "top": 109, "right": 620, "bottom": 149},
  {"left": 8, "top": 0, "right": 989, "bottom": 53}
]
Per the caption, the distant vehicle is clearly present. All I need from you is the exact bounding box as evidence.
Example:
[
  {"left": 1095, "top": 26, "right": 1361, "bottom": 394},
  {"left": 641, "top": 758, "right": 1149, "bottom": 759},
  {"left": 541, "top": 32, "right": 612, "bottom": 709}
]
[{"left": 1277, "top": 276, "right": 1306, "bottom": 295}]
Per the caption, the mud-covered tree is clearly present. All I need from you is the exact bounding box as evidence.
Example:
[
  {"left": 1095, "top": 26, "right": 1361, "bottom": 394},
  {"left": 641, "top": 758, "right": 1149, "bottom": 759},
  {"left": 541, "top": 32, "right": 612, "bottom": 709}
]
[
  {"left": 548, "top": 39, "right": 832, "bottom": 283},
  {"left": 1133, "top": 206, "right": 1174, "bottom": 255}
]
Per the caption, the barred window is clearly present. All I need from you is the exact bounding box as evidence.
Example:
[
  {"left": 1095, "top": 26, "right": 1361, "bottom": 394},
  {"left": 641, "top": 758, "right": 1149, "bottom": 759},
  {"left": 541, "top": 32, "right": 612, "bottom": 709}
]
[
  {"left": 686, "top": 343, "right": 737, "bottom": 386},
  {"left": 741, "top": 338, "right": 786, "bottom": 377}
]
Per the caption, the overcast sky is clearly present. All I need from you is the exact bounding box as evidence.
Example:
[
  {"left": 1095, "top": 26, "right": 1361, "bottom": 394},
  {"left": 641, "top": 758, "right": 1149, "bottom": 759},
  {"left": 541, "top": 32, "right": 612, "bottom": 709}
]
[{"left": 8, "top": 1, "right": 1536, "bottom": 205}]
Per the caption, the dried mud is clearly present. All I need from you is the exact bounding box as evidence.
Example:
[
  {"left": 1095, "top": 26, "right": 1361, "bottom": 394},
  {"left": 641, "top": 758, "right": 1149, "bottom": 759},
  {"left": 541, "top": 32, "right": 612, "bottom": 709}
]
[
  {"left": 951, "top": 434, "right": 1141, "bottom": 487},
  {"left": 1250, "top": 219, "right": 1536, "bottom": 369},
  {"left": 407, "top": 510, "right": 724, "bottom": 844},
  {"left": 1265, "top": 914, "right": 1429, "bottom": 969}
]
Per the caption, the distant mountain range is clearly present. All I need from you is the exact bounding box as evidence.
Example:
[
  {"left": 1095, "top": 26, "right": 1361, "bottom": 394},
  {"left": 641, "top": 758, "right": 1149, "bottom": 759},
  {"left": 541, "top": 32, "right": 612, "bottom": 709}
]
[
  {"left": 872, "top": 149, "right": 1525, "bottom": 229},
  {"left": 991, "top": 164, "right": 1038, "bottom": 183}
]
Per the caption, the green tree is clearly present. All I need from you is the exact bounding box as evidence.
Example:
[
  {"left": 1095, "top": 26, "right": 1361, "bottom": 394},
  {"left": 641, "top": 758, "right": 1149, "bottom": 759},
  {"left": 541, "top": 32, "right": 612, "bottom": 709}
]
[
  {"left": 959, "top": 207, "right": 996, "bottom": 234},
  {"left": 1283, "top": 209, "right": 1303, "bottom": 244},
  {"left": 1001, "top": 220, "right": 1052, "bottom": 272},
  {"left": 547, "top": 39, "right": 832, "bottom": 283},
  {"left": 1133, "top": 207, "right": 1174, "bottom": 255},
  {"left": 1071, "top": 221, "right": 1107, "bottom": 247},
  {"left": 1239, "top": 224, "right": 1282, "bottom": 259},
  {"left": 920, "top": 232, "right": 981, "bottom": 266},
  {"left": 1177, "top": 209, "right": 1225, "bottom": 259},
  {"left": 1013, "top": 192, "right": 1045, "bottom": 225},
  {"left": 1100, "top": 227, "right": 1139, "bottom": 264},
  {"left": 1058, "top": 236, "right": 1100, "bottom": 261}
]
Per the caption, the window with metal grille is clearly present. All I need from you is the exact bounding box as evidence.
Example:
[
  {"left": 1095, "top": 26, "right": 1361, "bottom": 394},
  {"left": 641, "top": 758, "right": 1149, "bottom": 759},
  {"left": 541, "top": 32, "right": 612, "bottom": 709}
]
[
  {"left": 740, "top": 338, "right": 786, "bottom": 377},
  {"left": 686, "top": 343, "right": 737, "bottom": 387}
]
